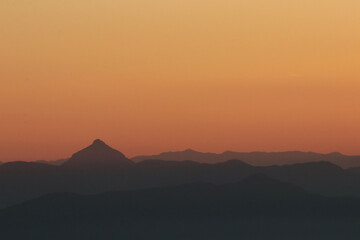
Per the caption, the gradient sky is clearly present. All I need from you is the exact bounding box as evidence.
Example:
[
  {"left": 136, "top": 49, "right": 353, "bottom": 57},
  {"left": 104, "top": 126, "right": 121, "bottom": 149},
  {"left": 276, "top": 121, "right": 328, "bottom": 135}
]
[{"left": 1, "top": 0, "right": 360, "bottom": 161}]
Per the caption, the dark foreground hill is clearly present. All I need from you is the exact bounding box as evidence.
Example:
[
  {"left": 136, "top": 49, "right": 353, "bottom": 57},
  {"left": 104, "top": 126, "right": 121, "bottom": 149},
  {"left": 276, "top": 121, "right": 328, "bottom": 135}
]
[
  {"left": 2, "top": 140, "right": 360, "bottom": 209},
  {"left": 132, "top": 149, "right": 360, "bottom": 168},
  {"left": 1, "top": 175, "right": 360, "bottom": 240}
]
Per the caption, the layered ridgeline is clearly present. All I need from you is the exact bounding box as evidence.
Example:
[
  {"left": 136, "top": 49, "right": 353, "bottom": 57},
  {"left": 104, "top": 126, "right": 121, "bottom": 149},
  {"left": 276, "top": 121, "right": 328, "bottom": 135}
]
[
  {"left": 39, "top": 144, "right": 360, "bottom": 168},
  {"left": 132, "top": 149, "right": 360, "bottom": 168},
  {"left": 1, "top": 139, "right": 360, "bottom": 209},
  {"left": 2, "top": 140, "right": 360, "bottom": 239}
]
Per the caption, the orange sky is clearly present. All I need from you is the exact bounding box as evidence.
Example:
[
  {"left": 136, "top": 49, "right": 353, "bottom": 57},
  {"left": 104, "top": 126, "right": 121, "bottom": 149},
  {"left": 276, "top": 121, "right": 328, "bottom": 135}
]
[{"left": 1, "top": 0, "right": 360, "bottom": 161}]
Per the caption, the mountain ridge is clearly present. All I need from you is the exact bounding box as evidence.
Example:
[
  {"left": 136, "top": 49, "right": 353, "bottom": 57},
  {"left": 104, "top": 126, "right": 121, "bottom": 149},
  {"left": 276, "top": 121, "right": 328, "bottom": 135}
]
[
  {"left": 132, "top": 149, "right": 360, "bottom": 168},
  {"left": 62, "top": 139, "right": 134, "bottom": 169},
  {"left": 1, "top": 139, "right": 360, "bottom": 209}
]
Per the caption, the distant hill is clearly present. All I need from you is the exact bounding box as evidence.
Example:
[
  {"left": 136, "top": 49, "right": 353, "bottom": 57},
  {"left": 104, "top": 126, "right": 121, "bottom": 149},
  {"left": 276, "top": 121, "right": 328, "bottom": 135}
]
[
  {"left": 35, "top": 159, "right": 68, "bottom": 166},
  {"left": 1, "top": 175, "right": 360, "bottom": 239},
  {"left": 62, "top": 139, "right": 134, "bottom": 169},
  {"left": 132, "top": 149, "right": 360, "bottom": 168}
]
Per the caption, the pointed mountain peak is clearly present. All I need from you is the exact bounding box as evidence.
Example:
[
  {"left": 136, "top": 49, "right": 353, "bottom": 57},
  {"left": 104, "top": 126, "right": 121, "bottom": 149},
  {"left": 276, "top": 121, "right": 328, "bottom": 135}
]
[
  {"left": 92, "top": 139, "right": 106, "bottom": 145},
  {"left": 89, "top": 139, "right": 109, "bottom": 149},
  {"left": 62, "top": 139, "right": 134, "bottom": 169}
]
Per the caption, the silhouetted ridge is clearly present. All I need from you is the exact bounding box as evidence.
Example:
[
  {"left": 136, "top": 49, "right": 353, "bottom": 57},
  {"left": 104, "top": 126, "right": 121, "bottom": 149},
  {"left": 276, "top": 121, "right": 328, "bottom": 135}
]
[
  {"left": 62, "top": 139, "right": 134, "bottom": 169},
  {"left": 0, "top": 161, "right": 56, "bottom": 175},
  {"left": 285, "top": 161, "right": 343, "bottom": 171},
  {"left": 132, "top": 150, "right": 360, "bottom": 168},
  {"left": 3, "top": 138, "right": 360, "bottom": 210}
]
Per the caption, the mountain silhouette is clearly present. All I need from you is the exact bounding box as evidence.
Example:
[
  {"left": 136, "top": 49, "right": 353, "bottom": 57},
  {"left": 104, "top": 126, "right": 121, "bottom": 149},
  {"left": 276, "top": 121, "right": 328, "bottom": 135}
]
[
  {"left": 132, "top": 150, "right": 360, "bottom": 168},
  {"left": 2, "top": 140, "right": 360, "bottom": 239},
  {"left": 62, "top": 139, "right": 134, "bottom": 169},
  {"left": 2, "top": 139, "right": 360, "bottom": 209}
]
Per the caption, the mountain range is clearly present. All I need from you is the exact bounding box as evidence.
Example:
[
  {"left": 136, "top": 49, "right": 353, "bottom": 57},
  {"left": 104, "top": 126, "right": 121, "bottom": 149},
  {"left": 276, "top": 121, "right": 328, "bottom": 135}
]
[
  {"left": 132, "top": 149, "right": 360, "bottom": 168},
  {"left": 31, "top": 145, "right": 360, "bottom": 168},
  {"left": 2, "top": 139, "right": 360, "bottom": 239},
  {"left": 0, "top": 139, "right": 360, "bottom": 209}
]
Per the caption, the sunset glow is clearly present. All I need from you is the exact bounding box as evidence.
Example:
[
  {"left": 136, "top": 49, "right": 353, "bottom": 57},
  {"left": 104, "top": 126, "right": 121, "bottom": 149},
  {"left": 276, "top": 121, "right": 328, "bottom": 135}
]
[{"left": 1, "top": 0, "right": 360, "bottom": 161}]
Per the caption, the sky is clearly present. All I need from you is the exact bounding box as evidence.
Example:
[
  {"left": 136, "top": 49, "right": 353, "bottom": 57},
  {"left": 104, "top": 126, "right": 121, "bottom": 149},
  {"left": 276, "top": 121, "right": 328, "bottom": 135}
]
[{"left": 0, "top": 0, "right": 360, "bottom": 161}]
